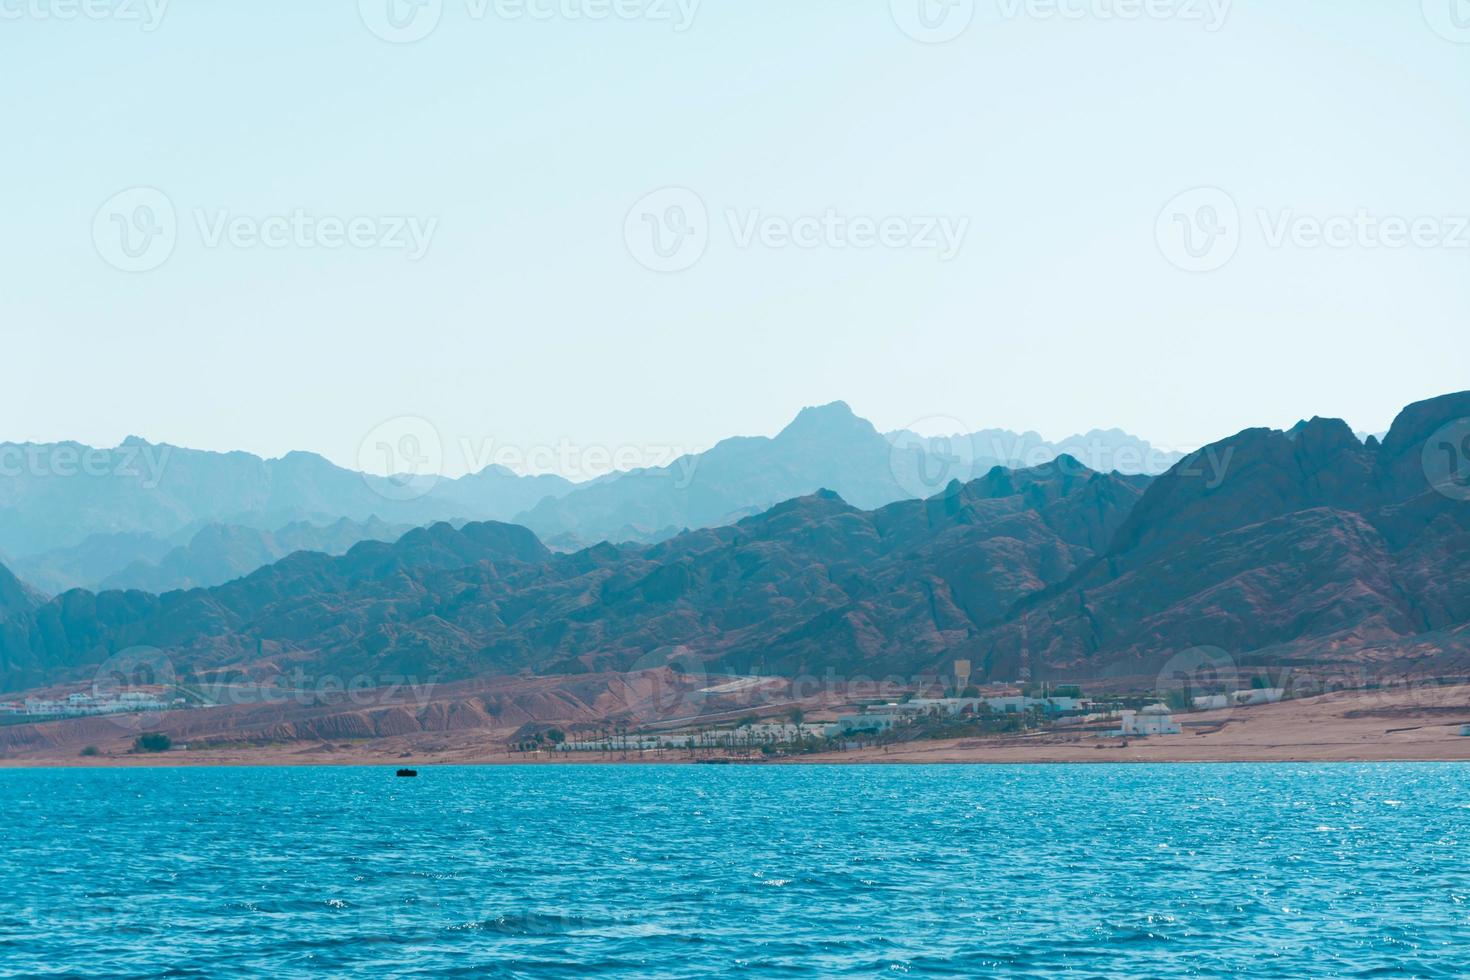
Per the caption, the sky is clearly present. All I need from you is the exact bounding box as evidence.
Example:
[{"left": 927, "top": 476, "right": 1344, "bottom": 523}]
[{"left": 2, "top": 0, "right": 1467, "bottom": 478}]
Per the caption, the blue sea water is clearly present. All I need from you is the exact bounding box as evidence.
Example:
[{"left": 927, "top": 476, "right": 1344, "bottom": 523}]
[{"left": 1, "top": 764, "right": 1467, "bottom": 978}]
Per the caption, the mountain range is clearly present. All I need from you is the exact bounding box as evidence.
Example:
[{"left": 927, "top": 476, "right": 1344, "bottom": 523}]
[
  {"left": 0, "top": 407, "right": 1180, "bottom": 593},
  {"left": 0, "top": 389, "right": 1466, "bottom": 696}
]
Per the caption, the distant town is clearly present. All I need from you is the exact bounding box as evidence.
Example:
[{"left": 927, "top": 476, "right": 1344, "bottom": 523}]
[
  {"left": 0, "top": 690, "right": 180, "bottom": 721},
  {"left": 510, "top": 660, "right": 1298, "bottom": 759}
]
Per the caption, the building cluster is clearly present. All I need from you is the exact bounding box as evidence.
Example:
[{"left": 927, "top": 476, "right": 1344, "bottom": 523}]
[
  {"left": 832, "top": 694, "right": 1086, "bottom": 735},
  {"left": 561, "top": 722, "right": 829, "bottom": 754},
  {"left": 1191, "top": 688, "right": 1286, "bottom": 710},
  {"left": 1119, "top": 704, "right": 1182, "bottom": 736},
  {"left": 0, "top": 691, "right": 175, "bottom": 719}
]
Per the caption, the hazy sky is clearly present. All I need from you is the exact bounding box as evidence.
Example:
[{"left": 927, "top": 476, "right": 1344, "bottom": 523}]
[{"left": 3, "top": 0, "right": 1467, "bottom": 477}]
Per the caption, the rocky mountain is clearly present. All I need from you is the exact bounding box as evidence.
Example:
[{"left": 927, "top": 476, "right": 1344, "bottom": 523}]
[
  {"left": 3, "top": 391, "right": 1466, "bottom": 696},
  {"left": 0, "top": 561, "right": 42, "bottom": 624},
  {"left": 0, "top": 459, "right": 1146, "bottom": 691},
  {"left": 961, "top": 391, "right": 1470, "bottom": 685}
]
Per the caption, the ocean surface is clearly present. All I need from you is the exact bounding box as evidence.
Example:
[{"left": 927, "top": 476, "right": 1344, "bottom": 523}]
[{"left": 1, "top": 764, "right": 1467, "bottom": 978}]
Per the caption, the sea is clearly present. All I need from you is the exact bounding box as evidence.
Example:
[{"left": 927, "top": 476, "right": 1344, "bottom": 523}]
[{"left": 1, "top": 763, "right": 1466, "bottom": 978}]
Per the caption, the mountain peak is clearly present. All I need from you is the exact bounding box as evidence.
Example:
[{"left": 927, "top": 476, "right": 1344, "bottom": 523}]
[{"left": 776, "top": 401, "right": 876, "bottom": 442}]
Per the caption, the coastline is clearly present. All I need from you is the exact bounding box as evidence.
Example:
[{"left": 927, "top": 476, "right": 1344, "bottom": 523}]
[{"left": 4, "top": 684, "right": 1469, "bottom": 769}]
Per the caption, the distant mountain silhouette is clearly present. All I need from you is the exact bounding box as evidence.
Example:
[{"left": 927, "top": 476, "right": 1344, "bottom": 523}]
[
  {"left": 515, "top": 402, "right": 1179, "bottom": 548},
  {"left": 0, "top": 408, "right": 1177, "bottom": 589},
  {"left": 95, "top": 517, "right": 415, "bottom": 594},
  {"left": 886, "top": 426, "right": 1185, "bottom": 482},
  {"left": 0, "top": 438, "right": 574, "bottom": 561}
]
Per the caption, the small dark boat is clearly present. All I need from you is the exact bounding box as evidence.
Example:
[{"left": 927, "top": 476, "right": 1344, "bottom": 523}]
[{"left": 396, "top": 768, "right": 418, "bottom": 777}]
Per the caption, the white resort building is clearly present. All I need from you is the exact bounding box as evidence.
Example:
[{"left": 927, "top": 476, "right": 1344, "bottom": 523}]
[{"left": 1120, "top": 704, "right": 1182, "bottom": 736}]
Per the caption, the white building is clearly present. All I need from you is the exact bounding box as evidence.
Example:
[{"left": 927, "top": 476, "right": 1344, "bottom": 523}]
[
  {"left": 1120, "top": 704, "right": 1182, "bottom": 736},
  {"left": 831, "top": 712, "right": 904, "bottom": 735},
  {"left": 1192, "top": 694, "right": 1230, "bottom": 710},
  {"left": 1232, "top": 688, "right": 1285, "bottom": 706}
]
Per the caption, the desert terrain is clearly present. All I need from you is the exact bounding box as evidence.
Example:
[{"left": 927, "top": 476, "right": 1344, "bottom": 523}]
[{"left": 2, "top": 674, "right": 1468, "bottom": 768}]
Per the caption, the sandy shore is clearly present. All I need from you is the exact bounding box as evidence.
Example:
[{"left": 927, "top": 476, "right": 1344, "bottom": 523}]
[{"left": 3, "top": 684, "right": 1469, "bottom": 768}]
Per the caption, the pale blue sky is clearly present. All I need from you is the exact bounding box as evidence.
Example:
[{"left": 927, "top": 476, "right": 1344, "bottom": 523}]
[{"left": 3, "top": 1, "right": 1467, "bottom": 476}]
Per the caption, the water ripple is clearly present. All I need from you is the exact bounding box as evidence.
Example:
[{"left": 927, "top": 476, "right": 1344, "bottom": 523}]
[{"left": 2, "top": 763, "right": 1467, "bottom": 977}]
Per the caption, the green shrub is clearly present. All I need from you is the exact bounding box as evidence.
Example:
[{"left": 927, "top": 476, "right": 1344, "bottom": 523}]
[
  {"left": 133, "top": 732, "right": 172, "bottom": 753},
  {"left": 79, "top": 745, "right": 101, "bottom": 757}
]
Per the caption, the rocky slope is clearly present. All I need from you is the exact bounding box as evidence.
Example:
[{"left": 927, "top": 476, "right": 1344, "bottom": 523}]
[{"left": 0, "top": 460, "right": 1145, "bottom": 690}]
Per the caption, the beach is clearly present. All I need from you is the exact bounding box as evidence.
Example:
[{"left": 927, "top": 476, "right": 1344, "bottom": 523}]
[{"left": 4, "top": 682, "right": 1468, "bottom": 768}]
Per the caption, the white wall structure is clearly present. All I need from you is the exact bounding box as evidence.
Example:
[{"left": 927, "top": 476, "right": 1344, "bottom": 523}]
[{"left": 1120, "top": 705, "right": 1182, "bottom": 736}]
